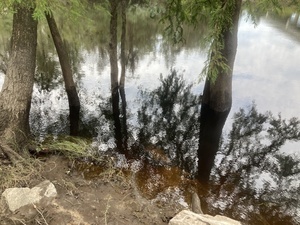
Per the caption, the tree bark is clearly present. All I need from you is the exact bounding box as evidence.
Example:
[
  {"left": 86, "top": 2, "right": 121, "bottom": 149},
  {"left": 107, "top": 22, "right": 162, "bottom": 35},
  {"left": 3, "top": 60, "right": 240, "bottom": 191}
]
[
  {"left": 109, "top": 0, "right": 124, "bottom": 153},
  {"left": 120, "top": 0, "right": 128, "bottom": 152},
  {"left": 197, "top": 0, "right": 242, "bottom": 183},
  {"left": 45, "top": 12, "right": 80, "bottom": 136},
  {"left": 120, "top": 0, "right": 127, "bottom": 92},
  {"left": 0, "top": 5, "right": 37, "bottom": 153}
]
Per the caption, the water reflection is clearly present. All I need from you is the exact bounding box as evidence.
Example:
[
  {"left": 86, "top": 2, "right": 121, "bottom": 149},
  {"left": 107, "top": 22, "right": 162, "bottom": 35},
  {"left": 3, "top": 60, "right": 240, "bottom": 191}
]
[
  {"left": 135, "top": 70, "right": 200, "bottom": 172},
  {"left": 233, "top": 14, "right": 300, "bottom": 121},
  {"left": 35, "top": 45, "right": 62, "bottom": 91},
  {"left": 135, "top": 163, "right": 190, "bottom": 199},
  {"left": 289, "top": 13, "right": 300, "bottom": 28},
  {"left": 73, "top": 103, "right": 300, "bottom": 224},
  {"left": 135, "top": 103, "right": 300, "bottom": 224},
  {"left": 209, "top": 104, "right": 300, "bottom": 224}
]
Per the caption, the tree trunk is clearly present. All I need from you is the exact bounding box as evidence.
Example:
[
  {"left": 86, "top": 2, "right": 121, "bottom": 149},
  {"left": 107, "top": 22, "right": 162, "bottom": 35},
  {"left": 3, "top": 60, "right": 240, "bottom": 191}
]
[
  {"left": 0, "top": 5, "right": 37, "bottom": 160},
  {"left": 197, "top": 0, "right": 242, "bottom": 183},
  {"left": 120, "top": 0, "right": 128, "bottom": 152},
  {"left": 45, "top": 12, "right": 80, "bottom": 136},
  {"left": 120, "top": 0, "right": 127, "bottom": 92},
  {"left": 109, "top": 0, "right": 123, "bottom": 153}
]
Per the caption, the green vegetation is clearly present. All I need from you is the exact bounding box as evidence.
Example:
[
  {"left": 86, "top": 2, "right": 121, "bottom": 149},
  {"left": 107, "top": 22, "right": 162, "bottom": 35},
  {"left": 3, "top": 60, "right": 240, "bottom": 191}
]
[{"left": 38, "top": 136, "right": 96, "bottom": 159}]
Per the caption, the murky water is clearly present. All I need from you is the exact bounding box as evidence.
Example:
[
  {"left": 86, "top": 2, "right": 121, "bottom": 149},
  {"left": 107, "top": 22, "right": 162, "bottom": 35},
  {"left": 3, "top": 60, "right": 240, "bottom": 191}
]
[{"left": 1, "top": 10, "right": 300, "bottom": 224}]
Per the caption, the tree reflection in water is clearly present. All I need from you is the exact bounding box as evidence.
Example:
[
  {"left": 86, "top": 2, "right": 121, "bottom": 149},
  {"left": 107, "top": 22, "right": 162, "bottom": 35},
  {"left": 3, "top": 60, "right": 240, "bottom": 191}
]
[
  {"left": 135, "top": 69, "right": 200, "bottom": 171},
  {"left": 135, "top": 70, "right": 299, "bottom": 224},
  {"left": 206, "top": 104, "right": 300, "bottom": 224},
  {"left": 129, "top": 69, "right": 300, "bottom": 224},
  {"left": 29, "top": 66, "right": 300, "bottom": 224}
]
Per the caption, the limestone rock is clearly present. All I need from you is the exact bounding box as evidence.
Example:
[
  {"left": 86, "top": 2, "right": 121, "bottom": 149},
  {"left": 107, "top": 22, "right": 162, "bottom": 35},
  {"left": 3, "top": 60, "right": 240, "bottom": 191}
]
[
  {"left": 169, "top": 210, "right": 242, "bottom": 225},
  {"left": 1, "top": 180, "right": 57, "bottom": 218}
]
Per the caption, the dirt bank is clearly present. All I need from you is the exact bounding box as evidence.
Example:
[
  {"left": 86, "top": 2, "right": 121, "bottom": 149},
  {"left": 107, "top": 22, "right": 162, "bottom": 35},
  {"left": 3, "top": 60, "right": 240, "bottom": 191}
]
[{"left": 1, "top": 155, "right": 190, "bottom": 225}]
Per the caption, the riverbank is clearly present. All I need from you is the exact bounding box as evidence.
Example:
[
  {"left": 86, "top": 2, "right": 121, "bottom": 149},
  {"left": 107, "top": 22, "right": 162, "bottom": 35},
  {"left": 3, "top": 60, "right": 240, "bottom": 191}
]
[{"left": 0, "top": 154, "right": 188, "bottom": 225}]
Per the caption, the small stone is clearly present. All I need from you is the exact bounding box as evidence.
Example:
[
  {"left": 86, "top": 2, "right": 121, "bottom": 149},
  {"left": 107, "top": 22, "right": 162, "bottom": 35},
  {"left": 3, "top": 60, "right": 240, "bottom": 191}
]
[
  {"left": 191, "top": 192, "right": 203, "bottom": 214},
  {"left": 169, "top": 210, "right": 242, "bottom": 225}
]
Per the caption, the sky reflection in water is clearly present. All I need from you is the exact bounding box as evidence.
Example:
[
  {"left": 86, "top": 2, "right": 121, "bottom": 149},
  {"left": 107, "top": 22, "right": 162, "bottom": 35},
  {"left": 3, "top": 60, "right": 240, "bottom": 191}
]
[
  {"left": 78, "top": 15, "right": 300, "bottom": 124},
  {"left": 234, "top": 16, "right": 300, "bottom": 119},
  {"left": 232, "top": 16, "right": 300, "bottom": 155}
]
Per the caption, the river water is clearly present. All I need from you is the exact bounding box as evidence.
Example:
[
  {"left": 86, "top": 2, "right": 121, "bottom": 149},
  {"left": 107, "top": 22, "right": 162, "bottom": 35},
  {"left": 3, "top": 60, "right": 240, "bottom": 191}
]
[{"left": 1, "top": 13, "right": 299, "bottom": 141}]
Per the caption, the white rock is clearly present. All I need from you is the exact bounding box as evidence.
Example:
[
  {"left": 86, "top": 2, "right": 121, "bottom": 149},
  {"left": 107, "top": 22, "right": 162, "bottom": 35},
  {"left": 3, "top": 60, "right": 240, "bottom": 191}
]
[
  {"left": 2, "top": 187, "right": 32, "bottom": 212},
  {"left": 169, "top": 210, "right": 242, "bottom": 225},
  {"left": 1, "top": 180, "right": 57, "bottom": 212}
]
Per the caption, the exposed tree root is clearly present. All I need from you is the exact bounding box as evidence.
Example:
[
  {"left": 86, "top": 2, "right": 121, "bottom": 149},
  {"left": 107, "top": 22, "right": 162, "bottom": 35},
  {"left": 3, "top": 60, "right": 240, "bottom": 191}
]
[{"left": 0, "top": 141, "right": 24, "bottom": 164}]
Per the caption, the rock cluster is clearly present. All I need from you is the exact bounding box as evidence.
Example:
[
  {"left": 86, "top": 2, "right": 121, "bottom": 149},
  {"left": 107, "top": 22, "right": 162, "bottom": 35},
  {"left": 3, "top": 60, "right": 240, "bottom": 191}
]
[{"left": 1, "top": 180, "right": 242, "bottom": 225}]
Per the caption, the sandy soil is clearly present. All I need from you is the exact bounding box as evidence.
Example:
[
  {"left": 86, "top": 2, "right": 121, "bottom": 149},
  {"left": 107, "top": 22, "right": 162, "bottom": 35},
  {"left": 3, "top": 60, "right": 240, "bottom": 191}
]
[{"left": 1, "top": 155, "right": 189, "bottom": 225}]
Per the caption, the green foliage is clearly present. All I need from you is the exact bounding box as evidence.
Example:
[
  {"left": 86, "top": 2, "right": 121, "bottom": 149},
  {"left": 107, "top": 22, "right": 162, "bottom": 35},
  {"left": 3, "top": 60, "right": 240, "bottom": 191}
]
[
  {"left": 162, "top": 0, "right": 187, "bottom": 43},
  {"left": 200, "top": 0, "right": 239, "bottom": 82},
  {"left": 33, "top": 0, "right": 49, "bottom": 19},
  {"left": 0, "top": 0, "right": 89, "bottom": 21},
  {"left": 157, "top": 0, "right": 291, "bottom": 82},
  {"left": 0, "top": 0, "right": 44, "bottom": 16},
  {"left": 156, "top": 0, "right": 235, "bottom": 82},
  {"left": 200, "top": 39, "right": 231, "bottom": 83},
  {"left": 244, "top": 0, "right": 283, "bottom": 24},
  {"left": 0, "top": 0, "right": 19, "bottom": 12}
]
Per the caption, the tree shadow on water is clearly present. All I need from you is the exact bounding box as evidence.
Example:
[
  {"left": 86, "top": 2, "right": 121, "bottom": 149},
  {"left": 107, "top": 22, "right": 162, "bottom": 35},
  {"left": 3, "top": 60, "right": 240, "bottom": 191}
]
[
  {"left": 135, "top": 69, "right": 200, "bottom": 171},
  {"left": 206, "top": 103, "right": 300, "bottom": 225},
  {"left": 134, "top": 70, "right": 300, "bottom": 224}
]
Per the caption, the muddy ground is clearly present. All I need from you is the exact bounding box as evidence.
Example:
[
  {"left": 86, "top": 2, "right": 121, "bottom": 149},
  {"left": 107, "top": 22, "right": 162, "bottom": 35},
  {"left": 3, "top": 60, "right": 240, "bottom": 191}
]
[{"left": 0, "top": 155, "right": 192, "bottom": 225}]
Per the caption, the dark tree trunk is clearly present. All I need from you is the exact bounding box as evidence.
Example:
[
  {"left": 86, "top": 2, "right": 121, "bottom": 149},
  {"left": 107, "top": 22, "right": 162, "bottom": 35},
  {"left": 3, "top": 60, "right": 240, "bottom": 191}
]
[
  {"left": 197, "top": 0, "right": 242, "bottom": 183},
  {"left": 45, "top": 12, "right": 80, "bottom": 136},
  {"left": 109, "top": 0, "right": 123, "bottom": 153},
  {"left": 0, "top": 5, "right": 37, "bottom": 161},
  {"left": 120, "top": 0, "right": 128, "bottom": 152},
  {"left": 120, "top": 0, "right": 127, "bottom": 92}
]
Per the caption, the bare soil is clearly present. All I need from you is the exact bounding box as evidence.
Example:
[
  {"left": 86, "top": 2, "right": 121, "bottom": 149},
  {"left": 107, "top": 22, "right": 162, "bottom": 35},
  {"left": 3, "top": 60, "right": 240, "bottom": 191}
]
[{"left": 0, "top": 155, "right": 189, "bottom": 225}]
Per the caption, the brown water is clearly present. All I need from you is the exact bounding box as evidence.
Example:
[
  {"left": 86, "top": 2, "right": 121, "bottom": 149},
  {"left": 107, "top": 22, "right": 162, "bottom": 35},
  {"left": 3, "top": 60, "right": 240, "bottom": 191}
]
[
  {"left": 74, "top": 145, "right": 299, "bottom": 225},
  {"left": 74, "top": 157, "right": 199, "bottom": 207}
]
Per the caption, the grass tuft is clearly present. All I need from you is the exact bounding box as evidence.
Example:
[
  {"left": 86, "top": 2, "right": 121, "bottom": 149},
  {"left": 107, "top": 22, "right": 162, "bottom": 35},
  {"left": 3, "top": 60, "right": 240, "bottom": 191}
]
[{"left": 38, "top": 136, "right": 98, "bottom": 160}]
